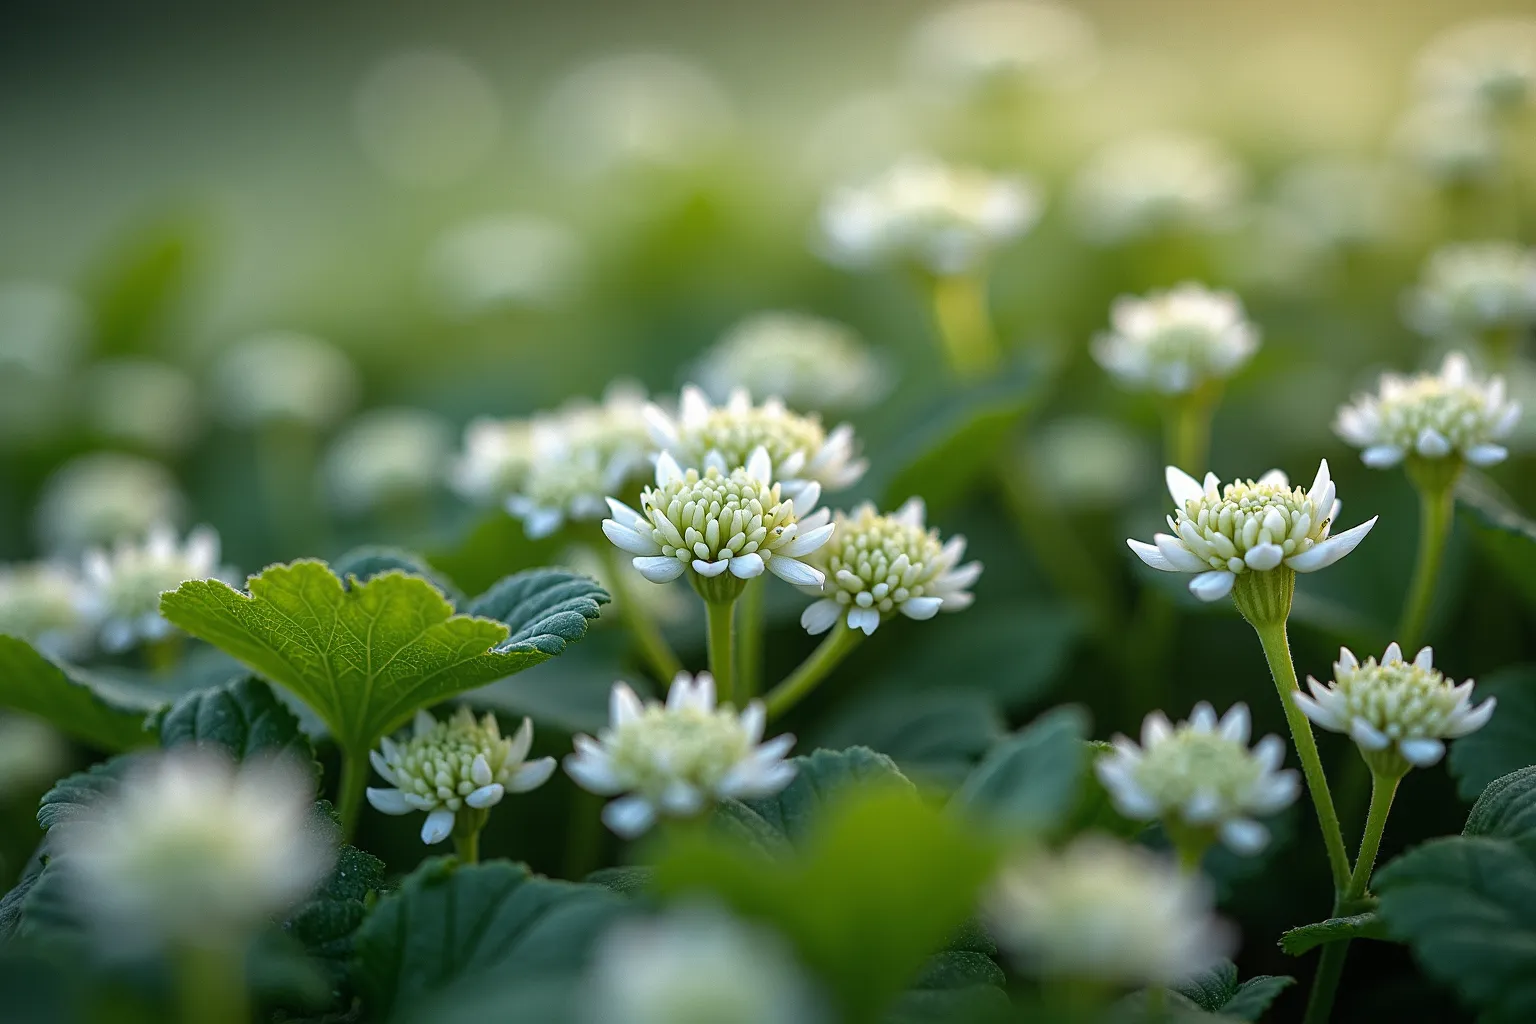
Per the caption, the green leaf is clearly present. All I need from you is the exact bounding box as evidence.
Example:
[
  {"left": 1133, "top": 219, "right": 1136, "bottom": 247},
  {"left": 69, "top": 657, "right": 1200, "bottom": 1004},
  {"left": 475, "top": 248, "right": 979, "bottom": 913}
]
[
  {"left": 951, "top": 705, "right": 1091, "bottom": 835},
  {"left": 466, "top": 633, "right": 639, "bottom": 735},
  {"left": 1223, "top": 976, "right": 1296, "bottom": 1021},
  {"left": 1168, "top": 961, "right": 1293, "bottom": 1021},
  {"left": 160, "top": 561, "right": 606, "bottom": 756},
  {"left": 1448, "top": 667, "right": 1536, "bottom": 802},
  {"left": 1279, "top": 913, "right": 1388, "bottom": 956},
  {"left": 1463, "top": 763, "right": 1536, "bottom": 839},
  {"left": 886, "top": 948, "right": 1009, "bottom": 1024},
  {"left": 0, "top": 636, "right": 161, "bottom": 750},
  {"left": 284, "top": 842, "right": 387, "bottom": 1008},
  {"left": 464, "top": 568, "right": 610, "bottom": 654},
  {"left": 583, "top": 866, "right": 654, "bottom": 898},
  {"left": 428, "top": 512, "right": 568, "bottom": 599},
  {"left": 1458, "top": 475, "right": 1536, "bottom": 614},
  {"left": 1175, "top": 961, "right": 1241, "bottom": 1012},
  {"left": 84, "top": 209, "right": 205, "bottom": 357},
  {"left": 352, "top": 858, "right": 628, "bottom": 1022},
  {"left": 712, "top": 746, "right": 911, "bottom": 852},
  {"left": 157, "top": 675, "right": 316, "bottom": 768},
  {"left": 36, "top": 754, "right": 144, "bottom": 835},
  {"left": 811, "top": 689, "right": 1005, "bottom": 787},
  {"left": 334, "top": 546, "right": 468, "bottom": 608}
]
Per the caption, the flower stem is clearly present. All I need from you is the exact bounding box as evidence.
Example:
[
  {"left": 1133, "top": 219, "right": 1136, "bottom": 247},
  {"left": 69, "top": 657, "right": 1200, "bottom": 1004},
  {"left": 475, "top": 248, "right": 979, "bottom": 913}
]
[
  {"left": 928, "top": 272, "right": 1002, "bottom": 377},
  {"left": 737, "top": 578, "right": 766, "bottom": 701},
  {"left": 1164, "top": 388, "right": 1217, "bottom": 475},
  {"left": 599, "top": 545, "right": 683, "bottom": 682},
  {"left": 453, "top": 827, "right": 480, "bottom": 865},
  {"left": 1396, "top": 479, "right": 1455, "bottom": 653},
  {"left": 705, "top": 599, "right": 737, "bottom": 706},
  {"left": 176, "top": 940, "right": 248, "bottom": 1024},
  {"left": 765, "top": 622, "right": 862, "bottom": 721},
  {"left": 336, "top": 745, "right": 369, "bottom": 842}
]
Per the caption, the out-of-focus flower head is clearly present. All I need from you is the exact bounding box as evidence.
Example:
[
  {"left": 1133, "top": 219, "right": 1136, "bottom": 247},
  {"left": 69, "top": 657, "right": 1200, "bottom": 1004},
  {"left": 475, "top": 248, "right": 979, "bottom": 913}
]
[
  {"left": 1415, "top": 17, "right": 1536, "bottom": 116},
  {"left": 0, "top": 714, "right": 67, "bottom": 799},
  {"left": 367, "top": 707, "right": 556, "bottom": 845},
  {"left": 1092, "top": 283, "right": 1260, "bottom": 395},
  {"left": 818, "top": 155, "right": 1041, "bottom": 276},
  {"left": 1269, "top": 158, "right": 1406, "bottom": 254},
  {"left": 35, "top": 452, "right": 185, "bottom": 555},
  {"left": 85, "top": 359, "right": 201, "bottom": 454},
  {"left": 58, "top": 749, "right": 332, "bottom": 952},
  {"left": 904, "top": 1, "right": 1098, "bottom": 101},
  {"left": 354, "top": 50, "right": 500, "bottom": 188},
  {"left": 210, "top": 331, "right": 360, "bottom": 430},
  {"left": 1336, "top": 352, "right": 1519, "bottom": 469},
  {"left": 798, "top": 499, "right": 979, "bottom": 637},
  {"left": 987, "top": 836, "right": 1234, "bottom": 986},
  {"left": 1070, "top": 133, "right": 1247, "bottom": 245},
  {"left": 0, "top": 562, "right": 89, "bottom": 659},
  {"left": 449, "top": 417, "right": 535, "bottom": 507},
  {"left": 1392, "top": 100, "right": 1501, "bottom": 187},
  {"left": 582, "top": 903, "right": 827, "bottom": 1024},
  {"left": 693, "top": 312, "right": 890, "bottom": 413},
  {"left": 1405, "top": 241, "right": 1536, "bottom": 347},
  {"left": 565, "top": 673, "right": 795, "bottom": 837},
  {"left": 1029, "top": 417, "right": 1153, "bottom": 509},
  {"left": 323, "top": 408, "right": 453, "bottom": 517},
  {"left": 79, "top": 523, "right": 230, "bottom": 654},
  {"left": 424, "top": 214, "right": 584, "bottom": 318}
]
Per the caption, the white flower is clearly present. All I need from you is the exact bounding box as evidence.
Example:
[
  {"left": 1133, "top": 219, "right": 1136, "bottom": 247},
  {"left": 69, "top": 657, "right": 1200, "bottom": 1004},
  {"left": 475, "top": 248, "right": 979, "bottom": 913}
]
[
  {"left": 1092, "top": 284, "right": 1260, "bottom": 395},
  {"left": 1415, "top": 18, "right": 1536, "bottom": 115},
  {"left": 505, "top": 384, "right": 654, "bottom": 539},
  {"left": 987, "top": 836, "right": 1234, "bottom": 986},
  {"left": 798, "top": 499, "right": 980, "bottom": 637},
  {"left": 79, "top": 523, "right": 230, "bottom": 653},
  {"left": 1405, "top": 241, "right": 1536, "bottom": 344},
  {"left": 904, "top": 1, "right": 1098, "bottom": 100},
  {"left": 59, "top": 749, "right": 333, "bottom": 951},
  {"left": 0, "top": 561, "right": 89, "bottom": 659},
  {"left": 1128, "top": 461, "right": 1377, "bottom": 603},
  {"left": 1071, "top": 133, "right": 1247, "bottom": 245},
  {"left": 1391, "top": 100, "right": 1501, "bottom": 186},
  {"left": 366, "top": 706, "right": 555, "bottom": 845},
  {"left": 1029, "top": 417, "right": 1152, "bottom": 509},
  {"left": 1336, "top": 352, "right": 1520, "bottom": 469},
  {"left": 1096, "top": 703, "right": 1299, "bottom": 854},
  {"left": 818, "top": 155, "right": 1041, "bottom": 275},
  {"left": 645, "top": 385, "right": 866, "bottom": 501},
  {"left": 34, "top": 452, "right": 184, "bottom": 555},
  {"left": 84, "top": 359, "right": 200, "bottom": 454},
  {"left": 582, "top": 904, "right": 827, "bottom": 1024},
  {"left": 564, "top": 673, "right": 796, "bottom": 837},
  {"left": 448, "top": 416, "right": 535, "bottom": 506},
  {"left": 1294, "top": 644, "right": 1496, "bottom": 774},
  {"left": 603, "top": 448, "right": 833, "bottom": 596},
  {"left": 323, "top": 407, "right": 454, "bottom": 516},
  {"left": 1269, "top": 158, "right": 1404, "bottom": 254},
  {"left": 425, "top": 214, "right": 583, "bottom": 317},
  {"left": 209, "top": 331, "right": 360, "bottom": 430},
  {"left": 693, "top": 312, "right": 890, "bottom": 413}
]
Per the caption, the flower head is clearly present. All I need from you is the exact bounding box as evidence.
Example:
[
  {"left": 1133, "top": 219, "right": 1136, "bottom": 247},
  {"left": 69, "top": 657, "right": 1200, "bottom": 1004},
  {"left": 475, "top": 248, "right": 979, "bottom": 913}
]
[
  {"left": 367, "top": 706, "right": 555, "bottom": 845},
  {"left": 693, "top": 312, "right": 890, "bottom": 413},
  {"left": 798, "top": 499, "right": 980, "bottom": 636},
  {"left": 1071, "top": 133, "right": 1246, "bottom": 244},
  {"left": 1391, "top": 100, "right": 1501, "bottom": 187},
  {"left": 818, "top": 155, "right": 1041, "bottom": 275},
  {"left": 80, "top": 524, "right": 229, "bottom": 653},
  {"left": 904, "top": 0, "right": 1098, "bottom": 100},
  {"left": 209, "top": 330, "right": 360, "bottom": 430},
  {"left": 1405, "top": 241, "right": 1536, "bottom": 345},
  {"left": 425, "top": 214, "right": 583, "bottom": 317},
  {"left": 603, "top": 448, "right": 834, "bottom": 599},
  {"left": 1336, "top": 352, "right": 1519, "bottom": 469},
  {"left": 1096, "top": 703, "right": 1299, "bottom": 854},
  {"left": 323, "top": 407, "right": 454, "bottom": 516},
  {"left": 34, "top": 452, "right": 185, "bottom": 555},
  {"left": 1128, "top": 461, "right": 1377, "bottom": 602},
  {"left": 565, "top": 673, "right": 796, "bottom": 837},
  {"left": 1294, "top": 644, "right": 1495, "bottom": 776},
  {"left": 1416, "top": 18, "right": 1536, "bottom": 116},
  {"left": 987, "top": 836, "right": 1233, "bottom": 986},
  {"left": 59, "top": 750, "right": 332, "bottom": 951},
  {"left": 448, "top": 416, "right": 535, "bottom": 506},
  {"left": 1092, "top": 284, "right": 1260, "bottom": 395},
  {"left": 0, "top": 561, "right": 88, "bottom": 659}
]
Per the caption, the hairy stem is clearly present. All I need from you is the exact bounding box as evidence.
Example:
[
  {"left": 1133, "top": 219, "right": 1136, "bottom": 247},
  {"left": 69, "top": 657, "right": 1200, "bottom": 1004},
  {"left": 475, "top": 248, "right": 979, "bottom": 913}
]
[
  {"left": 765, "top": 622, "right": 862, "bottom": 721},
  {"left": 336, "top": 745, "right": 369, "bottom": 842},
  {"left": 1396, "top": 481, "right": 1455, "bottom": 653},
  {"left": 705, "top": 599, "right": 737, "bottom": 706}
]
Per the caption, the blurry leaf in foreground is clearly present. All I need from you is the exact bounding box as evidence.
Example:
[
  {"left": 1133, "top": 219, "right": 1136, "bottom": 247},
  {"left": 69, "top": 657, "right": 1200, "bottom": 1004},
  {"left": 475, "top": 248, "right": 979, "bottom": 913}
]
[
  {"left": 1171, "top": 960, "right": 1295, "bottom": 1021},
  {"left": 951, "top": 705, "right": 1090, "bottom": 835},
  {"left": 1447, "top": 666, "right": 1536, "bottom": 802},
  {"left": 83, "top": 208, "right": 207, "bottom": 358},
  {"left": 711, "top": 745, "right": 910, "bottom": 854},
  {"left": 0, "top": 636, "right": 160, "bottom": 751},
  {"left": 811, "top": 688, "right": 1005, "bottom": 788},
  {"left": 1457, "top": 473, "right": 1536, "bottom": 615}
]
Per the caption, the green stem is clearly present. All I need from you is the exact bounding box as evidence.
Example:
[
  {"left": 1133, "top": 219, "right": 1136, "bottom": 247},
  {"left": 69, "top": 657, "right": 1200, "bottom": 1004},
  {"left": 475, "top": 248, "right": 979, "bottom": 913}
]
[
  {"left": 175, "top": 941, "right": 248, "bottom": 1024},
  {"left": 1164, "top": 389, "right": 1216, "bottom": 476},
  {"left": 1252, "top": 620, "right": 1352, "bottom": 894},
  {"left": 705, "top": 599, "right": 737, "bottom": 706},
  {"left": 1396, "top": 481, "right": 1455, "bottom": 653},
  {"left": 737, "top": 578, "right": 766, "bottom": 701},
  {"left": 599, "top": 545, "right": 683, "bottom": 682},
  {"left": 337, "top": 745, "right": 369, "bottom": 842},
  {"left": 928, "top": 273, "right": 1002, "bottom": 377},
  {"left": 454, "top": 828, "right": 480, "bottom": 865},
  {"left": 765, "top": 622, "right": 862, "bottom": 721}
]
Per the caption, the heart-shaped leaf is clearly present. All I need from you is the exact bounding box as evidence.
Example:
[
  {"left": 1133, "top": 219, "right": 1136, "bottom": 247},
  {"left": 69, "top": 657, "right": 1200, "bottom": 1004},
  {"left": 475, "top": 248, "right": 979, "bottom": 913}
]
[{"left": 0, "top": 636, "right": 162, "bottom": 751}]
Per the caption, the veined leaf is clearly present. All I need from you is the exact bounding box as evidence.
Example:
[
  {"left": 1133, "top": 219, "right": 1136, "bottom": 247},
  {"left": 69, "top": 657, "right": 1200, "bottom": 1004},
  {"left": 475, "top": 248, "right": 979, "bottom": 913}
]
[
  {"left": 0, "top": 636, "right": 161, "bottom": 750},
  {"left": 157, "top": 675, "right": 316, "bottom": 770},
  {"left": 1279, "top": 913, "right": 1387, "bottom": 956},
  {"left": 333, "top": 546, "right": 468, "bottom": 608},
  {"left": 811, "top": 689, "right": 1005, "bottom": 788},
  {"left": 1463, "top": 763, "right": 1536, "bottom": 840}
]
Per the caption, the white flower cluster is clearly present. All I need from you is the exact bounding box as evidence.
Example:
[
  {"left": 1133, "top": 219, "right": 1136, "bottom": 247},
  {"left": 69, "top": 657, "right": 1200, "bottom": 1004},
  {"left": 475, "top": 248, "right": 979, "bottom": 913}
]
[
  {"left": 1336, "top": 352, "right": 1519, "bottom": 469},
  {"left": 1071, "top": 133, "right": 1246, "bottom": 244},
  {"left": 1392, "top": 100, "right": 1501, "bottom": 186},
  {"left": 693, "top": 312, "right": 889, "bottom": 413},
  {"left": 1096, "top": 703, "right": 1299, "bottom": 854},
  {"left": 449, "top": 416, "right": 534, "bottom": 506},
  {"left": 565, "top": 673, "right": 796, "bottom": 837},
  {"left": 209, "top": 331, "right": 360, "bottom": 430},
  {"left": 1405, "top": 241, "right": 1536, "bottom": 346},
  {"left": 1129, "top": 462, "right": 1376, "bottom": 602},
  {"left": 1092, "top": 284, "right": 1260, "bottom": 395},
  {"left": 0, "top": 562, "right": 88, "bottom": 659},
  {"left": 904, "top": 0, "right": 1098, "bottom": 100},
  {"left": 1415, "top": 17, "right": 1536, "bottom": 117},
  {"left": 819, "top": 155, "right": 1041, "bottom": 275},
  {"left": 367, "top": 707, "right": 555, "bottom": 845},
  {"left": 425, "top": 214, "right": 583, "bottom": 317},
  {"left": 323, "top": 407, "right": 453, "bottom": 516},
  {"left": 34, "top": 452, "right": 185, "bottom": 555},
  {"left": 798, "top": 499, "right": 980, "bottom": 637},
  {"left": 79, "top": 524, "right": 230, "bottom": 653},
  {"left": 1295, "top": 644, "right": 1495, "bottom": 775},
  {"left": 987, "top": 836, "right": 1234, "bottom": 986}
]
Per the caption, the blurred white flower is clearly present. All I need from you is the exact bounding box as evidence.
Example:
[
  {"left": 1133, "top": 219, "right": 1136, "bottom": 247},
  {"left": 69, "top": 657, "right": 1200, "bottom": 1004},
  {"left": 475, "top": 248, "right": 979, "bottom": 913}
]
[
  {"left": 0, "top": 562, "right": 89, "bottom": 659},
  {"left": 425, "top": 214, "right": 584, "bottom": 317},
  {"left": 818, "top": 155, "right": 1041, "bottom": 275},
  {"left": 646, "top": 385, "right": 866, "bottom": 502},
  {"left": 1092, "top": 283, "right": 1260, "bottom": 395},
  {"left": 564, "top": 673, "right": 795, "bottom": 837},
  {"left": 1029, "top": 417, "right": 1152, "bottom": 509},
  {"left": 905, "top": 0, "right": 1098, "bottom": 100},
  {"left": 0, "top": 714, "right": 67, "bottom": 799},
  {"left": 210, "top": 331, "right": 360, "bottom": 430},
  {"left": 1391, "top": 100, "right": 1501, "bottom": 186},
  {"left": 1070, "top": 133, "right": 1247, "bottom": 244},
  {"left": 987, "top": 836, "right": 1234, "bottom": 985},
  {"left": 34, "top": 452, "right": 185, "bottom": 555},
  {"left": 1096, "top": 702, "right": 1299, "bottom": 854},
  {"left": 0, "top": 280, "right": 88, "bottom": 378},
  {"left": 536, "top": 53, "right": 735, "bottom": 180},
  {"left": 798, "top": 499, "right": 979, "bottom": 637},
  {"left": 1336, "top": 352, "right": 1519, "bottom": 469},
  {"left": 1405, "top": 241, "right": 1536, "bottom": 346},
  {"left": 80, "top": 523, "right": 230, "bottom": 653},
  {"left": 354, "top": 50, "right": 500, "bottom": 188},
  {"left": 1269, "top": 158, "right": 1405, "bottom": 253},
  {"left": 693, "top": 312, "right": 890, "bottom": 413},
  {"left": 583, "top": 904, "right": 826, "bottom": 1024},
  {"left": 1415, "top": 18, "right": 1536, "bottom": 115},
  {"left": 323, "top": 408, "right": 453, "bottom": 517},
  {"left": 367, "top": 707, "right": 555, "bottom": 845},
  {"left": 1128, "top": 461, "right": 1377, "bottom": 603},
  {"left": 60, "top": 750, "right": 332, "bottom": 951},
  {"left": 449, "top": 417, "right": 535, "bottom": 507},
  {"left": 1295, "top": 644, "right": 1495, "bottom": 775},
  {"left": 797, "top": 90, "right": 920, "bottom": 183},
  {"left": 85, "top": 359, "right": 201, "bottom": 454}
]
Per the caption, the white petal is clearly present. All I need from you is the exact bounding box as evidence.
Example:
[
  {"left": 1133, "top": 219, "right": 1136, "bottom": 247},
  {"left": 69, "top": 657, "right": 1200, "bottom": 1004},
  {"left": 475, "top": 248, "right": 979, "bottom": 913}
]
[
  {"left": 655, "top": 451, "right": 685, "bottom": 487},
  {"left": 1165, "top": 466, "right": 1205, "bottom": 507},
  {"left": 1142, "top": 712, "right": 1172, "bottom": 746},
  {"left": 1219, "top": 704, "right": 1251, "bottom": 743},
  {"left": 421, "top": 808, "right": 456, "bottom": 845},
  {"left": 564, "top": 753, "right": 624, "bottom": 795},
  {"left": 899, "top": 596, "right": 944, "bottom": 620},
  {"left": 1382, "top": 642, "right": 1403, "bottom": 664},
  {"left": 1190, "top": 702, "right": 1218, "bottom": 732},
  {"left": 793, "top": 480, "right": 823, "bottom": 514},
  {"left": 1292, "top": 691, "right": 1338, "bottom": 732},
  {"left": 1219, "top": 819, "right": 1270, "bottom": 855},
  {"left": 509, "top": 757, "right": 557, "bottom": 793},
  {"left": 1465, "top": 444, "right": 1508, "bottom": 467},
  {"left": 603, "top": 519, "right": 659, "bottom": 555},
  {"left": 1350, "top": 717, "right": 1390, "bottom": 751},
  {"left": 471, "top": 753, "right": 493, "bottom": 788},
  {"left": 602, "top": 796, "right": 658, "bottom": 838},
  {"left": 369, "top": 750, "right": 399, "bottom": 786},
  {"left": 1244, "top": 543, "right": 1284, "bottom": 571},
  {"left": 1285, "top": 517, "right": 1377, "bottom": 572},
  {"left": 729, "top": 552, "right": 766, "bottom": 579},
  {"left": 414, "top": 709, "right": 437, "bottom": 737},
  {"left": 1398, "top": 737, "right": 1445, "bottom": 766},
  {"left": 847, "top": 606, "right": 881, "bottom": 635},
  {"left": 739, "top": 702, "right": 766, "bottom": 744},
  {"left": 1307, "top": 459, "right": 1330, "bottom": 499},
  {"left": 1189, "top": 570, "right": 1236, "bottom": 601},
  {"left": 605, "top": 497, "right": 650, "bottom": 531},
  {"left": 766, "top": 556, "right": 824, "bottom": 587},
  {"left": 693, "top": 558, "right": 730, "bottom": 577},
  {"left": 1414, "top": 427, "right": 1451, "bottom": 458},
  {"left": 1252, "top": 733, "right": 1286, "bottom": 771},
  {"left": 644, "top": 403, "right": 680, "bottom": 448},
  {"left": 1154, "top": 533, "right": 1210, "bottom": 572},
  {"left": 1337, "top": 647, "right": 1359, "bottom": 671},
  {"left": 507, "top": 716, "right": 535, "bottom": 765},
  {"left": 702, "top": 450, "right": 730, "bottom": 475},
  {"left": 800, "top": 599, "right": 842, "bottom": 635},
  {"left": 365, "top": 788, "right": 413, "bottom": 815},
  {"left": 659, "top": 781, "right": 705, "bottom": 815},
  {"left": 780, "top": 522, "right": 835, "bottom": 557},
  {"left": 519, "top": 507, "right": 565, "bottom": 540},
  {"left": 611, "top": 683, "right": 645, "bottom": 726},
  {"left": 1183, "top": 789, "right": 1222, "bottom": 824},
  {"left": 745, "top": 446, "right": 773, "bottom": 484},
  {"left": 1413, "top": 647, "right": 1434, "bottom": 670},
  {"left": 633, "top": 555, "right": 686, "bottom": 583},
  {"left": 1450, "top": 696, "right": 1497, "bottom": 736},
  {"left": 1128, "top": 538, "right": 1179, "bottom": 572},
  {"left": 465, "top": 783, "right": 505, "bottom": 809}
]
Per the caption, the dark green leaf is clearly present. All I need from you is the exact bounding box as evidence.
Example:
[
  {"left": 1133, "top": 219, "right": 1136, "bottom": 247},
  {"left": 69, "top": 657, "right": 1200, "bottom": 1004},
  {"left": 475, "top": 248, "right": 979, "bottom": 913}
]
[
  {"left": 1166, "top": 960, "right": 1293, "bottom": 1021},
  {"left": 1463, "top": 763, "right": 1536, "bottom": 839},
  {"left": 157, "top": 676, "right": 315, "bottom": 769},
  {"left": 583, "top": 866, "right": 654, "bottom": 898},
  {"left": 1449, "top": 668, "right": 1536, "bottom": 802},
  {"left": 1174, "top": 959, "right": 1239, "bottom": 1012},
  {"left": 951, "top": 705, "right": 1091, "bottom": 835},
  {"left": 1279, "top": 913, "right": 1388, "bottom": 956},
  {"left": 0, "top": 636, "right": 161, "bottom": 750},
  {"left": 36, "top": 754, "right": 144, "bottom": 835},
  {"left": 1223, "top": 976, "right": 1296, "bottom": 1021},
  {"left": 284, "top": 843, "right": 387, "bottom": 1008},
  {"left": 334, "top": 546, "right": 468, "bottom": 608},
  {"left": 464, "top": 568, "right": 610, "bottom": 654},
  {"left": 886, "top": 948, "right": 1009, "bottom": 1023},
  {"left": 713, "top": 746, "right": 911, "bottom": 850},
  {"left": 428, "top": 513, "right": 568, "bottom": 599},
  {"left": 811, "top": 689, "right": 1004, "bottom": 787}
]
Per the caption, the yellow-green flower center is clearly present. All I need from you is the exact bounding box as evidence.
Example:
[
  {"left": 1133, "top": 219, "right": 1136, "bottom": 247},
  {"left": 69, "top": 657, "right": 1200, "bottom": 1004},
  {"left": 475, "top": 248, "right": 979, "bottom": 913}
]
[
  {"left": 1333, "top": 660, "right": 1469, "bottom": 740},
  {"left": 641, "top": 467, "right": 797, "bottom": 564},
  {"left": 607, "top": 706, "right": 754, "bottom": 800}
]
